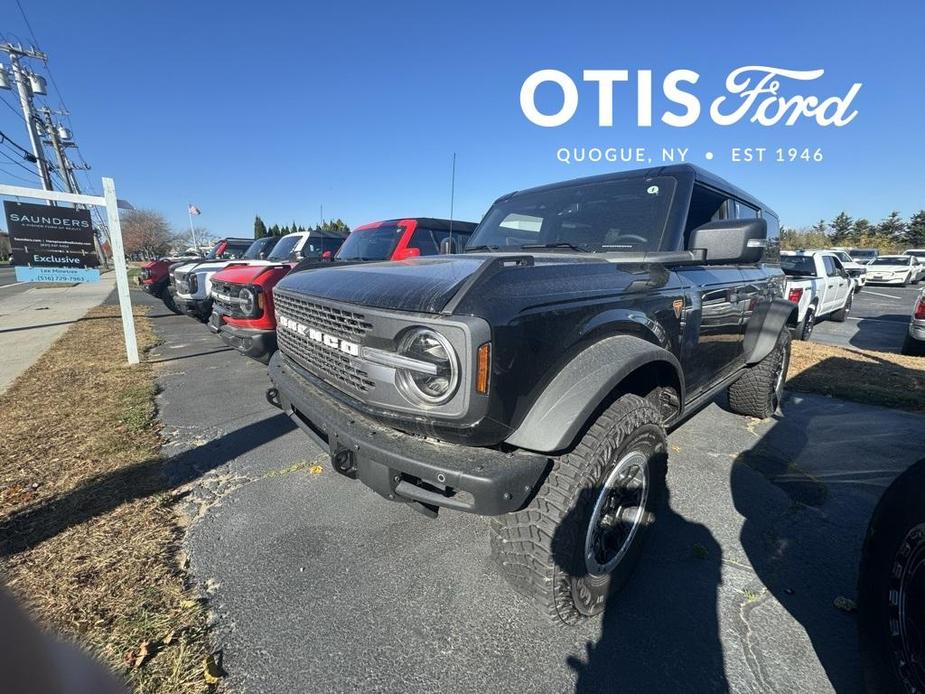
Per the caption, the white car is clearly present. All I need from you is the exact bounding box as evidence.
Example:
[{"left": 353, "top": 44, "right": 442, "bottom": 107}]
[
  {"left": 781, "top": 250, "right": 854, "bottom": 340},
  {"left": 903, "top": 249, "right": 925, "bottom": 281},
  {"left": 865, "top": 255, "right": 919, "bottom": 286},
  {"left": 828, "top": 249, "right": 868, "bottom": 290}
]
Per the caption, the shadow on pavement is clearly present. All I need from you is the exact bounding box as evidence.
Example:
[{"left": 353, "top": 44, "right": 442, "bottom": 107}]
[
  {"left": 0, "top": 414, "right": 295, "bottom": 557},
  {"left": 846, "top": 314, "right": 909, "bottom": 353},
  {"left": 556, "top": 484, "right": 728, "bottom": 693},
  {"left": 147, "top": 347, "right": 234, "bottom": 363}
]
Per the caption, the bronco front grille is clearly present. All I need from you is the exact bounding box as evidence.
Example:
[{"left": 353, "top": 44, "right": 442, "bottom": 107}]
[
  {"left": 274, "top": 291, "right": 375, "bottom": 393},
  {"left": 274, "top": 292, "right": 373, "bottom": 338}
]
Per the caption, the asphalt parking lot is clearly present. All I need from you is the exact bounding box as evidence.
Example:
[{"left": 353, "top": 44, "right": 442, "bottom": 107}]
[
  {"left": 134, "top": 289, "right": 925, "bottom": 693},
  {"left": 810, "top": 282, "right": 920, "bottom": 353}
]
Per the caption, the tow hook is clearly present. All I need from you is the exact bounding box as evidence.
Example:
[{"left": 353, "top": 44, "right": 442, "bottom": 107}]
[{"left": 265, "top": 387, "right": 281, "bottom": 409}]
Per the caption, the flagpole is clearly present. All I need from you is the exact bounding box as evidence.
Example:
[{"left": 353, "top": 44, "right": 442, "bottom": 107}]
[{"left": 187, "top": 204, "right": 200, "bottom": 255}]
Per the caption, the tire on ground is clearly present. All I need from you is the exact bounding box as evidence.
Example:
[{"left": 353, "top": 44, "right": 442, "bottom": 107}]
[
  {"left": 490, "top": 393, "right": 667, "bottom": 626},
  {"left": 858, "top": 457, "right": 925, "bottom": 693},
  {"left": 797, "top": 306, "right": 816, "bottom": 341},
  {"left": 727, "top": 329, "right": 791, "bottom": 419},
  {"left": 902, "top": 334, "right": 925, "bottom": 357},
  {"left": 831, "top": 293, "right": 852, "bottom": 322}
]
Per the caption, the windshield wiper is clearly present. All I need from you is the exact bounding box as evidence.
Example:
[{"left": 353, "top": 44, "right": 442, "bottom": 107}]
[
  {"left": 464, "top": 244, "right": 502, "bottom": 253},
  {"left": 520, "top": 242, "right": 591, "bottom": 253}
]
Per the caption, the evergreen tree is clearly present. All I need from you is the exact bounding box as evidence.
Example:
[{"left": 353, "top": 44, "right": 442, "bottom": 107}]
[
  {"left": 812, "top": 219, "right": 829, "bottom": 236},
  {"left": 907, "top": 210, "right": 925, "bottom": 247},
  {"left": 254, "top": 215, "right": 267, "bottom": 238},
  {"left": 877, "top": 211, "right": 906, "bottom": 243},
  {"left": 852, "top": 218, "right": 873, "bottom": 245},
  {"left": 830, "top": 212, "right": 853, "bottom": 244},
  {"left": 269, "top": 224, "right": 281, "bottom": 237}
]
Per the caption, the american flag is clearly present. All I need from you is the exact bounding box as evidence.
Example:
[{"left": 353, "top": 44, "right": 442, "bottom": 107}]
[{"left": 188, "top": 204, "right": 201, "bottom": 215}]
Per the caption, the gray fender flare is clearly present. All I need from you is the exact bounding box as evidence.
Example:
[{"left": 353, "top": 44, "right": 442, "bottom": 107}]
[
  {"left": 743, "top": 299, "right": 798, "bottom": 364},
  {"left": 504, "top": 335, "right": 683, "bottom": 454}
]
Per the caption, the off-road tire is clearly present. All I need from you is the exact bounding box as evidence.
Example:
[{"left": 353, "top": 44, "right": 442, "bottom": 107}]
[
  {"left": 831, "top": 293, "right": 852, "bottom": 322},
  {"left": 160, "top": 288, "right": 183, "bottom": 315},
  {"left": 490, "top": 394, "right": 667, "bottom": 626},
  {"left": 727, "top": 329, "right": 791, "bottom": 419},
  {"left": 797, "top": 305, "right": 816, "bottom": 341},
  {"left": 858, "top": 458, "right": 925, "bottom": 693}
]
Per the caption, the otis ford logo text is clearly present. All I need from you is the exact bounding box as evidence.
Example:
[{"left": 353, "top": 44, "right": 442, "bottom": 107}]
[
  {"left": 277, "top": 314, "right": 360, "bottom": 357},
  {"left": 520, "top": 66, "right": 861, "bottom": 127}
]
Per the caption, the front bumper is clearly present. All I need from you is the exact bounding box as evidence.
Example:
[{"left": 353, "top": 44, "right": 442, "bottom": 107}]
[
  {"left": 910, "top": 322, "right": 925, "bottom": 342},
  {"left": 867, "top": 275, "right": 908, "bottom": 285},
  {"left": 175, "top": 295, "right": 212, "bottom": 320},
  {"left": 219, "top": 322, "right": 277, "bottom": 362},
  {"left": 268, "top": 352, "right": 548, "bottom": 516}
]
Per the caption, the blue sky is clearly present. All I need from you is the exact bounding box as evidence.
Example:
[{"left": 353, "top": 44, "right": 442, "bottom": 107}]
[{"left": 1, "top": 1, "right": 922, "bottom": 236}]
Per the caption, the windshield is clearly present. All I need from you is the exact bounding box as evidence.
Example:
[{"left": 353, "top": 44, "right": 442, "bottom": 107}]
[
  {"left": 832, "top": 251, "right": 853, "bottom": 263},
  {"left": 243, "top": 237, "right": 276, "bottom": 259},
  {"left": 905, "top": 250, "right": 925, "bottom": 258},
  {"left": 336, "top": 226, "right": 403, "bottom": 260},
  {"left": 870, "top": 256, "right": 911, "bottom": 266},
  {"left": 848, "top": 249, "right": 877, "bottom": 260},
  {"left": 780, "top": 255, "right": 816, "bottom": 276},
  {"left": 267, "top": 235, "right": 302, "bottom": 261},
  {"left": 465, "top": 176, "right": 677, "bottom": 253}
]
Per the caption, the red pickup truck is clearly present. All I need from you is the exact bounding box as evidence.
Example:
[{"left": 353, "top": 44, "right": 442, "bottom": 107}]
[{"left": 210, "top": 218, "right": 475, "bottom": 363}]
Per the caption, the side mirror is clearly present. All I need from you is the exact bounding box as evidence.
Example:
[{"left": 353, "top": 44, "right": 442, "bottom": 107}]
[
  {"left": 258, "top": 251, "right": 267, "bottom": 260},
  {"left": 689, "top": 218, "right": 768, "bottom": 265},
  {"left": 439, "top": 237, "right": 460, "bottom": 255},
  {"left": 290, "top": 250, "right": 304, "bottom": 262},
  {"left": 392, "top": 246, "right": 421, "bottom": 261}
]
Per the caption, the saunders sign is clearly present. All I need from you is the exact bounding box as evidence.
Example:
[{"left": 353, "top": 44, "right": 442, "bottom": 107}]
[{"left": 5, "top": 201, "right": 100, "bottom": 282}]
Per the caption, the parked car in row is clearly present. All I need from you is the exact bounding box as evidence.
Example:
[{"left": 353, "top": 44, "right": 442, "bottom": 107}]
[
  {"left": 170, "top": 232, "right": 347, "bottom": 321},
  {"left": 848, "top": 248, "right": 879, "bottom": 264},
  {"left": 264, "top": 164, "right": 794, "bottom": 624},
  {"left": 904, "top": 248, "right": 925, "bottom": 261},
  {"left": 902, "top": 288, "right": 925, "bottom": 356},
  {"left": 827, "top": 249, "right": 867, "bottom": 291},
  {"left": 137, "top": 253, "right": 201, "bottom": 314},
  {"left": 209, "top": 219, "right": 477, "bottom": 363},
  {"left": 866, "top": 255, "right": 922, "bottom": 286},
  {"left": 780, "top": 250, "right": 854, "bottom": 340},
  {"left": 168, "top": 237, "right": 255, "bottom": 318}
]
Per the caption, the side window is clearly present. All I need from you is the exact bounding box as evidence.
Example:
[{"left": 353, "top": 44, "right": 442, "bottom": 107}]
[
  {"left": 685, "top": 185, "right": 728, "bottom": 241},
  {"left": 822, "top": 255, "right": 838, "bottom": 276},
  {"left": 735, "top": 201, "right": 759, "bottom": 219},
  {"left": 409, "top": 228, "right": 440, "bottom": 255},
  {"left": 322, "top": 237, "right": 342, "bottom": 254},
  {"left": 763, "top": 212, "right": 780, "bottom": 263}
]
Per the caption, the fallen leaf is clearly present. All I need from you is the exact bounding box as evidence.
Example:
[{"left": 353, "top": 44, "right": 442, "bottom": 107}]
[
  {"left": 204, "top": 654, "right": 224, "bottom": 684},
  {"left": 162, "top": 631, "right": 177, "bottom": 646},
  {"left": 309, "top": 465, "right": 323, "bottom": 475},
  {"left": 133, "top": 641, "right": 152, "bottom": 668},
  {"left": 180, "top": 599, "right": 197, "bottom": 609},
  {"left": 671, "top": 446, "right": 682, "bottom": 453}
]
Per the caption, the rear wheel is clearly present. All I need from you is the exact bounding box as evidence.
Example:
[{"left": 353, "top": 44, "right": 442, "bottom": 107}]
[
  {"left": 831, "top": 293, "right": 852, "bottom": 322},
  {"left": 798, "top": 306, "right": 816, "bottom": 341},
  {"left": 160, "top": 288, "right": 183, "bottom": 315},
  {"left": 859, "top": 458, "right": 925, "bottom": 693},
  {"left": 490, "top": 393, "right": 667, "bottom": 625},
  {"left": 727, "top": 329, "right": 791, "bottom": 419}
]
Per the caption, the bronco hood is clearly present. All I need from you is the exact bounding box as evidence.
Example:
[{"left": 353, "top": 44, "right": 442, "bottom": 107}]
[
  {"left": 212, "top": 262, "right": 292, "bottom": 286},
  {"left": 275, "top": 254, "right": 626, "bottom": 314}
]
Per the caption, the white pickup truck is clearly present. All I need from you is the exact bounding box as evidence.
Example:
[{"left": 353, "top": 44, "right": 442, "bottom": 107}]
[{"left": 781, "top": 250, "right": 855, "bottom": 340}]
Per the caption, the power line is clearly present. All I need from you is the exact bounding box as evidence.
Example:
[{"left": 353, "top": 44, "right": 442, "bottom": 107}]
[{"left": 0, "top": 164, "right": 38, "bottom": 183}]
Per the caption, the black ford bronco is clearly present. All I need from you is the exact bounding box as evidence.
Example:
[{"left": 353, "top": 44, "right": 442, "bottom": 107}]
[{"left": 266, "top": 164, "right": 794, "bottom": 624}]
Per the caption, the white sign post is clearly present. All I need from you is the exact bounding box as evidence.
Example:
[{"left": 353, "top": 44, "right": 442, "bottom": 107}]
[{"left": 0, "top": 178, "right": 139, "bottom": 364}]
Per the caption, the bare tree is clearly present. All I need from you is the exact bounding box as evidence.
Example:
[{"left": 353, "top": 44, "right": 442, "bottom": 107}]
[{"left": 120, "top": 210, "right": 173, "bottom": 259}]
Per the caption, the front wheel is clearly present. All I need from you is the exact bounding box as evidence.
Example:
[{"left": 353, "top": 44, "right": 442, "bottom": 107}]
[
  {"left": 727, "top": 329, "right": 791, "bottom": 419},
  {"left": 490, "top": 393, "right": 667, "bottom": 625}
]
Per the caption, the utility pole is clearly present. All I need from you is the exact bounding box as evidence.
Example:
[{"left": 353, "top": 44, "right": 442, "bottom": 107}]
[
  {"left": 0, "top": 44, "right": 53, "bottom": 192},
  {"left": 40, "top": 106, "right": 110, "bottom": 269}
]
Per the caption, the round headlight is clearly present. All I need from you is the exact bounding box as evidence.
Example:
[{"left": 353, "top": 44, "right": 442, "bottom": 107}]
[
  {"left": 238, "top": 286, "right": 256, "bottom": 315},
  {"left": 395, "top": 328, "right": 459, "bottom": 405}
]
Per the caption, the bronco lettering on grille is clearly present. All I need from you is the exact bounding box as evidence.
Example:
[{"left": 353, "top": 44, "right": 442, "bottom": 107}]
[{"left": 278, "top": 314, "right": 360, "bottom": 357}]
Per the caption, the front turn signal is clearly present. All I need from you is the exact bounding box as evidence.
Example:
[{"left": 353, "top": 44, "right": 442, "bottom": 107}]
[{"left": 476, "top": 342, "right": 491, "bottom": 394}]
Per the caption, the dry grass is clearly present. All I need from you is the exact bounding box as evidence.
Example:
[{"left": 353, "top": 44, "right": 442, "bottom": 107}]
[
  {"left": 0, "top": 305, "right": 214, "bottom": 693},
  {"left": 789, "top": 340, "right": 925, "bottom": 412}
]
